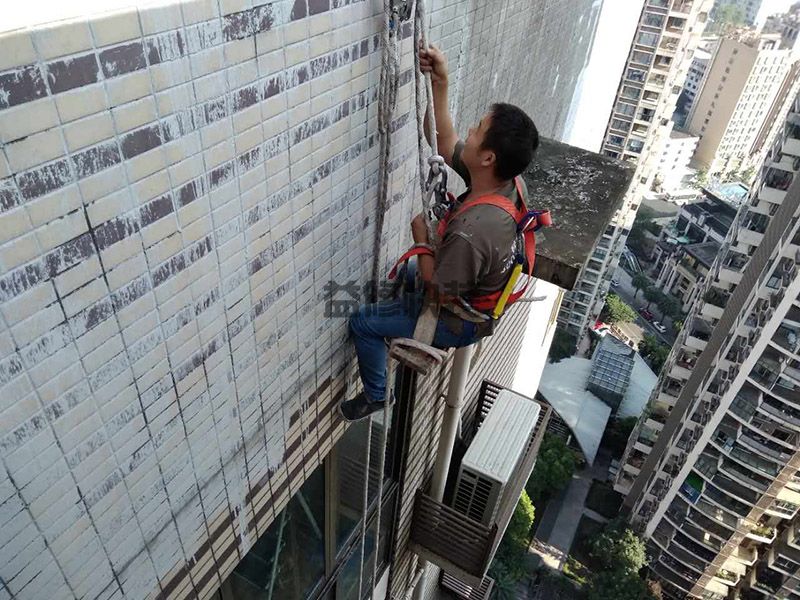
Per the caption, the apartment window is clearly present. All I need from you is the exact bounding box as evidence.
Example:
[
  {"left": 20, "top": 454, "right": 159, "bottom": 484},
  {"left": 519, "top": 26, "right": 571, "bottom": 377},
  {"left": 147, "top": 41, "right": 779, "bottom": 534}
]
[
  {"left": 615, "top": 102, "right": 636, "bottom": 116},
  {"left": 220, "top": 418, "right": 398, "bottom": 600},
  {"left": 626, "top": 68, "right": 647, "bottom": 83},
  {"left": 631, "top": 50, "right": 654, "bottom": 66},
  {"left": 644, "top": 13, "right": 666, "bottom": 28},
  {"left": 637, "top": 31, "right": 660, "bottom": 47},
  {"left": 610, "top": 118, "right": 631, "bottom": 132},
  {"left": 628, "top": 139, "right": 645, "bottom": 153},
  {"left": 608, "top": 135, "right": 626, "bottom": 147},
  {"left": 621, "top": 85, "right": 642, "bottom": 100},
  {"left": 224, "top": 467, "right": 327, "bottom": 598}
]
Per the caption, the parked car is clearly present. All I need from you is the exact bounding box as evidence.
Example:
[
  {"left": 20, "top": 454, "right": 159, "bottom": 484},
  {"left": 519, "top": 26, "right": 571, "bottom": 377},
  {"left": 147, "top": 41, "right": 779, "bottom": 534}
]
[
  {"left": 640, "top": 308, "right": 654, "bottom": 321},
  {"left": 652, "top": 321, "right": 667, "bottom": 333},
  {"left": 610, "top": 279, "right": 619, "bottom": 288}
]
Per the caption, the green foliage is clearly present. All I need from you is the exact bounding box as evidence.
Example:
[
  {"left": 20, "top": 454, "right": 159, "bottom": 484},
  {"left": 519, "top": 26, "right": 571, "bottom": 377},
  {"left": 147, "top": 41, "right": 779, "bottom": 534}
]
[
  {"left": 489, "top": 561, "right": 518, "bottom": 600},
  {"left": 526, "top": 434, "right": 576, "bottom": 504},
  {"left": 589, "top": 520, "right": 648, "bottom": 574},
  {"left": 604, "top": 294, "right": 637, "bottom": 324},
  {"left": 587, "top": 569, "right": 656, "bottom": 600},
  {"left": 643, "top": 286, "right": 662, "bottom": 309},
  {"left": 638, "top": 334, "right": 670, "bottom": 373},
  {"left": 490, "top": 491, "right": 537, "bottom": 597},
  {"left": 694, "top": 168, "right": 709, "bottom": 187},
  {"left": 740, "top": 166, "right": 756, "bottom": 184},
  {"left": 601, "top": 416, "right": 639, "bottom": 458},
  {"left": 710, "top": 4, "right": 746, "bottom": 32},
  {"left": 563, "top": 556, "right": 589, "bottom": 585},
  {"left": 656, "top": 293, "right": 681, "bottom": 320},
  {"left": 549, "top": 328, "right": 577, "bottom": 363},
  {"left": 507, "top": 491, "right": 536, "bottom": 551},
  {"left": 631, "top": 273, "right": 652, "bottom": 299}
]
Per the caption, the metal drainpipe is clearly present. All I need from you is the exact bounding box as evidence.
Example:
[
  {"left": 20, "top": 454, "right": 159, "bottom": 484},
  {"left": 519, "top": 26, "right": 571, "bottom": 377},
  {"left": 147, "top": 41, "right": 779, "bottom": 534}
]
[{"left": 411, "top": 344, "right": 474, "bottom": 600}]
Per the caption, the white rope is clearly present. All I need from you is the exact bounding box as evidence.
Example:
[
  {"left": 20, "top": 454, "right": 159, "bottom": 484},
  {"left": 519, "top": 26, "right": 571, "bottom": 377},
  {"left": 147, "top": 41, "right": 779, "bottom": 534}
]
[
  {"left": 357, "top": 0, "right": 439, "bottom": 596},
  {"left": 413, "top": 0, "right": 439, "bottom": 243},
  {"left": 370, "top": 0, "right": 402, "bottom": 302}
]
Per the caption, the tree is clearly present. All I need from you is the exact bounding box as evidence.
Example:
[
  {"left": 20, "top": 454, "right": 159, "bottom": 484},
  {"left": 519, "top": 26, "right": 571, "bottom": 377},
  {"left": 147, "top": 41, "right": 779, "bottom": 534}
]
[
  {"left": 549, "top": 328, "right": 577, "bottom": 363},
  {"left": 525, "top": 434, "right": 577, "bottom": 504},
  {"left": 740, "top": 166, "right": 756, "bottom": 184},
  {"left": 601, "top": 416, "right": 639, "bottom": 457},
  {"left": 694, "top": 168, "right": 709, "bottom": 187},
  {"left": 604, "top": 294, "right": 637, "bottom": 324},
  {"left": 710, "top": 4, "right": 746, "bottom": 33},
  {"left": 632, "top": 273, "right": 652, "bottom": 299},
  {"left": 587, "top": 569, "right": 657, "bottom": 600},
  {"left": 643, "top": 287, "right": 662, "bottom": 310},
  {"left": 590, "top": 520, "right": 648, "bottom": 574},
  {"left": 639, "top": 334, "right": 670, "bottom": 373},
  {"left": 656, "top": 293, "right": 681, "bottom": 321},
  {"left": 490, "top": 491, "right": 536, "bottom": 595}
]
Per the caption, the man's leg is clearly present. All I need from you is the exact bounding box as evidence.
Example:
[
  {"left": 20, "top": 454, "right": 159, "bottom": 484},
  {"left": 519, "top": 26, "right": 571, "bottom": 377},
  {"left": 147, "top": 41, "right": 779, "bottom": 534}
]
[{"left": 342, "top": 293, "right": 421, "bottom": 420}]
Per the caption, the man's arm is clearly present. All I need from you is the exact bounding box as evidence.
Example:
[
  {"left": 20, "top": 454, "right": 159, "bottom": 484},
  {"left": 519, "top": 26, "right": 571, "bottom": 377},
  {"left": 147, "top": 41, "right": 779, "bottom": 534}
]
[{"left": 419, "top": 44, "right": 458, "bottom": 167}]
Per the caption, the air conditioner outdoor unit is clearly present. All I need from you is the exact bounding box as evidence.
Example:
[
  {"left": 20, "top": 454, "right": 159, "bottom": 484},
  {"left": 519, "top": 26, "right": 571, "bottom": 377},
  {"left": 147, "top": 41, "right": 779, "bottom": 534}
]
[{"left": 452, "top": 389, "right": 541, "bottom": 527}]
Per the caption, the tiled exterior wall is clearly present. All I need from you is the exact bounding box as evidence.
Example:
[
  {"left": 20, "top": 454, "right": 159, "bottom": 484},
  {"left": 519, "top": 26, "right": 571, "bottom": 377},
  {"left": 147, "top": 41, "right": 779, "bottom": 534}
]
[{"left": 0, "top": 1, "right": 594, "bottom": 599}]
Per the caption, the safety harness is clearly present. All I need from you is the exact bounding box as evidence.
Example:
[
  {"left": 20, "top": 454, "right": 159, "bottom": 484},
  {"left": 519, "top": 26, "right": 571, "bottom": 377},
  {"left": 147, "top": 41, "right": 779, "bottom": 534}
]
[{"left": 389, "top": 177, "right": 552, "bottom": 320}]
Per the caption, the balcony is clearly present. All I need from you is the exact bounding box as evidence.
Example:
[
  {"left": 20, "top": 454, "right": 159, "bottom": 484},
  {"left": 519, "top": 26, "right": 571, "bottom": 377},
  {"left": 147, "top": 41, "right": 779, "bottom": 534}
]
[
  {"left": 704, "top": 482, "right": 751, "bottom": 518},
  {"left": 719, "top": 459, "right": 769, "bottom": 494},
  {"left": 670, "top": 0, "right": 693, "bottom": 14},
  {"left": 710, "top": 473, "right": 759, "bottom": 505},
  {"left": 409, "top": 381, "right": 550, "bottom": 587},
  {"left": 760, "top": 394, "right": 800, "bottom": 430},
  {"left": 667, "top": 541, "right": 710, "bottom": 573},
  {"left": 746, "top": 522, "right": 776, "bottom": 543},
  {"left": 694, "top": 498, "right": 739, "bottom": 531},
  {"left": 774, "top": 325, "right": 800, "bottom": 355},
  {"left": 753, "top": 567, "right": 783, "bottom": 595},
  {"left": 722, "top": 251, "right": 749, "bottom": 272}
]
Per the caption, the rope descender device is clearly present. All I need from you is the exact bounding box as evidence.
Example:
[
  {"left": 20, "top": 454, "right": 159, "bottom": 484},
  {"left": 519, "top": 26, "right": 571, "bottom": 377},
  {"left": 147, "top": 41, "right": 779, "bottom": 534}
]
[{"left": 424, "top": 155, "right": 450, "bottom": 222}]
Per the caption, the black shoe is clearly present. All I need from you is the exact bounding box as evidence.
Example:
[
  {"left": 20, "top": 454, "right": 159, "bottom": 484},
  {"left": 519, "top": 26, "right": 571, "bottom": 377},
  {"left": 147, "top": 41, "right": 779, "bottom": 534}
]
[{"left": 339, "top": 392, "right": 386, "bottom": 422}]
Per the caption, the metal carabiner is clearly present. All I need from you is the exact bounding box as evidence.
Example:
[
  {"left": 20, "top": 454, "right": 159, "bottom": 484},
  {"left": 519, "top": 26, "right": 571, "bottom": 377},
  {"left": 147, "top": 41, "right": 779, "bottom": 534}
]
[{"left": 424, "top": 155, "right": 449, "bottom": 221}]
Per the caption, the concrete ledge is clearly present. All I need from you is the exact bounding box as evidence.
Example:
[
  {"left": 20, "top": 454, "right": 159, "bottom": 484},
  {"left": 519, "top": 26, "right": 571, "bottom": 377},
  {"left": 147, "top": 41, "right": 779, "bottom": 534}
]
[{"left": 524, "top": 138, "right": 635, "bottom": 290}]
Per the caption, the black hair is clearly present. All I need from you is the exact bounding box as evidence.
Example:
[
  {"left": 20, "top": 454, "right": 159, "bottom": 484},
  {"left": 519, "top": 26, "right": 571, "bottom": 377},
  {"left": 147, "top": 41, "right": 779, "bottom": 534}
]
[{"left": 481, "top": 103, "right": 539, "bottom": 180}]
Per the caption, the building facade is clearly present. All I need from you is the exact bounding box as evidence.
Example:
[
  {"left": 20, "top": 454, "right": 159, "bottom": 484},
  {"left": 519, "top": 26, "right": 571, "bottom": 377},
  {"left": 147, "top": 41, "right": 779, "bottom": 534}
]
[
  {"left": 655, "top": 126, "right": 701, "bottom": 192},
  {"left": 617, "top": 88, "right": 800, "bottom": 599},
  {"left": 680, "top": 43, "right": 713, "bottom": 120},
  {"left": 0, "top": 2, "right": 619, "bottom": 600},
  {"left": 558, "top": 0, "right": 714, "bottom": 340},
  {"left": 687, "top": 31, "right": 798, "bottom": 177}
]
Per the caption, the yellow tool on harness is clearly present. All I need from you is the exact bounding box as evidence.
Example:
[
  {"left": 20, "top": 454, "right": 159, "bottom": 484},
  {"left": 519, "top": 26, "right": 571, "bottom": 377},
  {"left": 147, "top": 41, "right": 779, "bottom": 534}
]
[{"left": 492, "top": 262, "right": 523, "bottom": 319}]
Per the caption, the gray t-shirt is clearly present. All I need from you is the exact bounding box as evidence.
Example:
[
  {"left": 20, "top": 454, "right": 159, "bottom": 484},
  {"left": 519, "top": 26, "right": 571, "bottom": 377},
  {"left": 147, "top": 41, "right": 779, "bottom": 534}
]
[{"left": 432, "top": 141, "right": 528, "bottom": 332}]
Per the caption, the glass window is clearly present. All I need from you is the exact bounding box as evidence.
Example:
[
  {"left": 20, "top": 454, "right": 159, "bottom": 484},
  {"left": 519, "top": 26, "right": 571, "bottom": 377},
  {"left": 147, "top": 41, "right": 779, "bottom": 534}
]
[
  {"left": 333, "top": 417, "right": 391, "bottom": 553},
  {"left": 616, "top": 102, "right": 636, "bottom": 116},
  {"left": 637, "top": 31, "right": 660, "bottom": 47},
  {"left": 621, "top": 86, "right": 641, "bottom": 100},
  {"left": 626, "top": 68, "right": 646, "bottom": 83},
  {"left": 644, "top": 13, "right": 665, "bottom": 28},
  {"left": 631, "top": 50, "right": 653, "bottom": 66},
  {"left": 610, "top": 118, "right": 631, "bottom": 132},
  {"left": 227, "top": 467, "right": 327, "bottom": 599}
]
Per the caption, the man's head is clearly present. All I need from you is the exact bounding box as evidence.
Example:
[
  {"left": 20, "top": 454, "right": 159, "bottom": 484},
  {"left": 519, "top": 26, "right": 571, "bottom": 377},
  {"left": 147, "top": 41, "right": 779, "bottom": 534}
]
[{"left": 461, "top": 103, "right": 539, "bottom": 182}]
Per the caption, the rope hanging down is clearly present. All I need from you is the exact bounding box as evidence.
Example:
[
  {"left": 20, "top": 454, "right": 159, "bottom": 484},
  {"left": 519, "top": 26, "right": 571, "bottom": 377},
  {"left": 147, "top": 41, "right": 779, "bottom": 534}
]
[
  {"left": 358, "top": 0, "right": 442, "bottom": 597},
  {"left": 369, "top": 0, "right": 402, "bottom": 303}
]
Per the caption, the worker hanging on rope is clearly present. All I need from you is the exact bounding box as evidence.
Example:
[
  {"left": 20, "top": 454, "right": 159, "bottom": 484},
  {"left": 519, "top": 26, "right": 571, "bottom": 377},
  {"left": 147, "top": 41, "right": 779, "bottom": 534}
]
[{"left": 340, "top": 43, "right": 548, "bottom": 422}]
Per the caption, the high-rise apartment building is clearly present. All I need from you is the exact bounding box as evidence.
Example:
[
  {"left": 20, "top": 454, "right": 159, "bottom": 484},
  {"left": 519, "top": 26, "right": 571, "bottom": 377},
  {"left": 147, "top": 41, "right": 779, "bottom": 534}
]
[
  {"left": 686, "top": 31, "right": 799, "bottom": 176},
  {"left": 617, "top": 89, "right": 800, "bottom": 600},
  {"left": 0, "top": 2, "right": 634, "bottom": 600},
  {"left": 558, "top": 0, "right": 714, "bottom": 340},
  {"left": 681, "top": 43, "right": 714, "bottom": 119}
]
